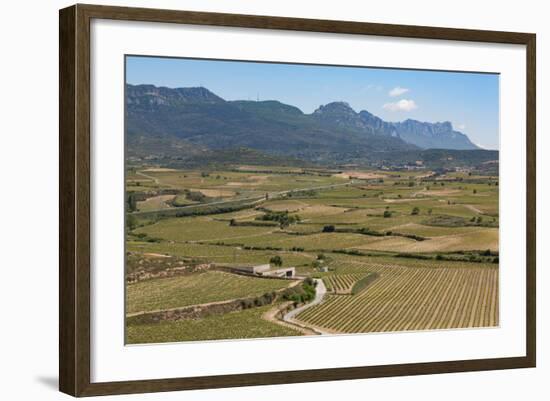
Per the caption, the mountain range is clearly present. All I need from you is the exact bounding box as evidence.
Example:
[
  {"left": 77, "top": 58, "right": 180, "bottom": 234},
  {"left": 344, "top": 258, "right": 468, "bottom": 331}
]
[{"left": 126, "top": 84, "right": 481, "bottom": 166}]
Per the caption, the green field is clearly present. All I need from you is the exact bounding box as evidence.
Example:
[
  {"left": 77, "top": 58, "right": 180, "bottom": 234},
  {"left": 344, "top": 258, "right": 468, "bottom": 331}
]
[
  {"left": 127, "top": 271, "right": 291, "bottom": 314},
  {"left": 127, "top": 305, "right": 300, "bottom": 343}
]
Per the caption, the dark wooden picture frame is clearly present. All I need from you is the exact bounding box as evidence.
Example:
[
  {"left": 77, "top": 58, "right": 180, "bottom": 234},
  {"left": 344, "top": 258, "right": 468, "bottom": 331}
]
[{"left": 59, "top": 3, "right": 536, "bottom": 397}]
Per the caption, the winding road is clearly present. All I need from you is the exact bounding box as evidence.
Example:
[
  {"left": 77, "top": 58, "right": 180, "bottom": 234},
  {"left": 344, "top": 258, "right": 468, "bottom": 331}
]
[{"left": 282, "top": 278, "right": 331, "bottom": 335}]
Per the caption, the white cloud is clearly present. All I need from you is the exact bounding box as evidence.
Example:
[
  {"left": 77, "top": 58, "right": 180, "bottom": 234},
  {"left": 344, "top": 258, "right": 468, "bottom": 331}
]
[
  {"left": 457, "top": 123, "right": 466, "bottom": 130},
  {"left": 388, "top": 86, "right": 409, "bottom": 97},
  {"left": 383, "top": 99, "right": 418, "bottom": 112}
]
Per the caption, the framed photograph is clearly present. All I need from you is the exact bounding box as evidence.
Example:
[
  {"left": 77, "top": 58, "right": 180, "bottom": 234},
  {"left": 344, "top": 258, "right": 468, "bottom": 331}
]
[{"left": 59, "top": 4, "right": 536, "bottom": 397}]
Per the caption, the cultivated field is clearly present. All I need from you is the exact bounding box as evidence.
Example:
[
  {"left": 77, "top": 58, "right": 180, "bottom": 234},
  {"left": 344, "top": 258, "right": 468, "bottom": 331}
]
[
  {"left": 297, "top": 258, "right": 498, "bottom": 333},
  {"left": 127, "top": 271, "right": 292, "bottom": 314},
  {"left": 125, "top": 164, "right": 499, "bottom": 343},
  {"left": 127, "top": 305, "right": 301, "bottom": 343}
]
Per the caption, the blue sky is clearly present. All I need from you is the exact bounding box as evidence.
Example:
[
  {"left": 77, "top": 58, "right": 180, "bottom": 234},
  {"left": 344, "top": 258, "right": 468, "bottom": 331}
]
[{"left": 126, "top": 56, "right": 500, "bottom": 150}]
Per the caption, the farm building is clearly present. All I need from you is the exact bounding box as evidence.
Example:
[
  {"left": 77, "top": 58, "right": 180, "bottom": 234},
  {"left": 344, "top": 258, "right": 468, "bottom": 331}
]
[
  {"left": 262, "top": 267, "right": 296, "bottom": 278},
  {"left": 230, "top": 264, "right": 271, "bottom": 275},
  {"left": 227, "top": 264, "right": 295, "bottom": 278}
]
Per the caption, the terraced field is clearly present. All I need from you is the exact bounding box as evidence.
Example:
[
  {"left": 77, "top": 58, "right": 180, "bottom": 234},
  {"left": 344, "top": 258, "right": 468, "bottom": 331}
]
[
  {"left": 126, "top": 271, "right": 291, "bottom": 314},
  {"left": 296, "top": 259, "right": 498, "bottom": 333}
]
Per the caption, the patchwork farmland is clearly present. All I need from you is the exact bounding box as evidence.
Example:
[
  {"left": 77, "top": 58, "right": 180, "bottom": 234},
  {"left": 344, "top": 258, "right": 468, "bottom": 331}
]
[{"left": 125, "top": 164, "right": 499, "bottom": 343}]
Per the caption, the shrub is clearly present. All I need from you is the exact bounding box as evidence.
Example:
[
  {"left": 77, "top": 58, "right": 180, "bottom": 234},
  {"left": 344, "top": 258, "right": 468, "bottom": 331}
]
[
  {"left": 322, "top": 225, "right": 335, "bottom": 232},
  {"left": 257, "top": 211, "right": 300, "bottom": 228},
  {"left": 186, "top": 191, "right": 207, "bottom": 203},
  {"left": 269, "top": 255, "right": 283, "bottom": 267},
  {"left": 383, "top": 210, "right": 392, "bottom": 218},
  {"left": 240, "top": 299, "right": 254, "bottom": 309},
  {"left": 411, "top": 207, "right": 420, "bottom": 215}
]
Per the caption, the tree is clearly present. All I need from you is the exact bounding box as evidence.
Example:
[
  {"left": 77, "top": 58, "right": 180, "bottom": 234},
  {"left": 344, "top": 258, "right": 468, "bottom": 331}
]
[
  {"left": 473, "top": 189, "right": 477, "bottom": 194},
  {"left": 186, "top": 191, "right": 206, "bottom": 203},
  {"left": 383, "top": 210, "right": 392, "bottom": 218},
  {"left": 270, "top": 256, "right": 283, "bottom": 267},
  {"left": 322, "top": 225, "right": 335, "bottom": 232},
  {"left": 411, "top": 207, "right": 420, "bottom": 215}
]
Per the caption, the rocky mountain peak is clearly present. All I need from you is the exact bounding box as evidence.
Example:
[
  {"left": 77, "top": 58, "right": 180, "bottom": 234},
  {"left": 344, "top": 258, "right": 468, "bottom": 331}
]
[{"left": 313, "top": 101, "right": 355, "bottom": 115}]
